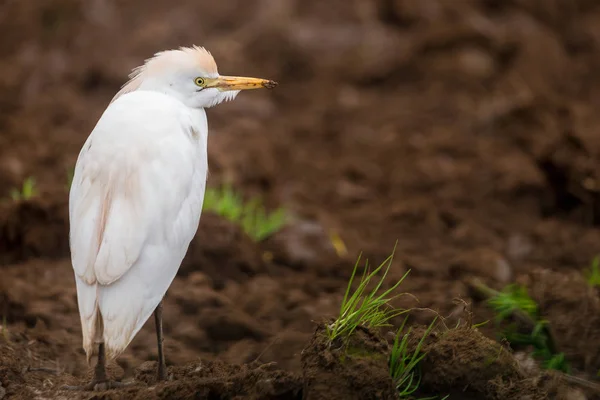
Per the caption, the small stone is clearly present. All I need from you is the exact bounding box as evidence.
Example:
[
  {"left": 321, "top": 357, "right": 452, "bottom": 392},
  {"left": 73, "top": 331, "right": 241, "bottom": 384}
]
[
  {"left": 268, "top": 220, "right": 338, "bottom": 268},
  {"left": 450, "top": 248, "right": 513, "bottom": 283},
  {"left": 507, "top": 234, "right": 533, "bottom": 261}
]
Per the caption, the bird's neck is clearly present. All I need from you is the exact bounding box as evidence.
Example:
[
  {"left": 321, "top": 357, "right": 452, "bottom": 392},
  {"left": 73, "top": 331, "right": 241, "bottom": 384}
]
[{"left": 189, "top": 107, "right": 209, "bottom": 142}]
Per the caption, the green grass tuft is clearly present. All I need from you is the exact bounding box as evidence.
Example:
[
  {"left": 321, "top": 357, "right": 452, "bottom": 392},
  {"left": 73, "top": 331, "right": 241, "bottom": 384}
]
[
  {"left": 488, "top": 284, "right": 537, "bottom": 322},
  {"left": 584, "top": 255, "right": 600, "bottom": 288},
  {"left": 325, "top": 245, "right": 410, "bottom": 345},
  {"left": 203, "top": 184, "right": 287, "bottom": 242},
  {"left": 390, "top": 317, "right": 437, "bottom": 398},
  {"left": 10, "top": 177, "right": 37, "bottom": 201},
  {"left": 488, "top": 284, "right": 570, "bottom": 373}
]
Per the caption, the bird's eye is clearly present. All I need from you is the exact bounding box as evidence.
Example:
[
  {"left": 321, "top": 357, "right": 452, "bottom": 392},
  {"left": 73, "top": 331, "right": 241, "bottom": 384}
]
[{"left": 194, "top": 77, "right": 205, "bottom": 87}]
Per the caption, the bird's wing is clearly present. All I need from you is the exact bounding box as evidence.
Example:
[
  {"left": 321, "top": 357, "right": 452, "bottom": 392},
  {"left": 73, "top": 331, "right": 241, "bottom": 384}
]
[
  {"left": 69, "top": 92, "right": 204, "bottom": 286},
  {"left": 70, "top": 142, "right": 152, "bottom": 286}
]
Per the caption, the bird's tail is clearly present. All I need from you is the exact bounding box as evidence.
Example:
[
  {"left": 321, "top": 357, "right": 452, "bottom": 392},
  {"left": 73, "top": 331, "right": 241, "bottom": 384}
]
[{"left": 74, "top": 277, "right": 103, "bottom": 364}]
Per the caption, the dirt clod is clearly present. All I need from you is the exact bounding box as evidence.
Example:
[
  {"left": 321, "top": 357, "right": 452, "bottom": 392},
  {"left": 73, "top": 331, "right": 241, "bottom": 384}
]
[
  {"left": 301, "top": 324, "right": 397, "bottom": 400},
  {"left": 416, "top": 327, "right": 549, "bottom": 399},
  {"left": 525, "top": 269, "right": 600, "bottom": 373}
]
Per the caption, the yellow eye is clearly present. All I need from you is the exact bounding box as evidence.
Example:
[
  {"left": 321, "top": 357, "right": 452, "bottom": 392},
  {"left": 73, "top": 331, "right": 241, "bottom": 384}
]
[{"left": 194, "top": 77, "right": 205, "bottom": 87}]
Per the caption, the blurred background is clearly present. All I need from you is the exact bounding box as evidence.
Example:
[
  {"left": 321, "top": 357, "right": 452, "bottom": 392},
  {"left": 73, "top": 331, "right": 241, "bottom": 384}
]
[{"left": 1, "top": 0, "right": 599, "bottom": 386}]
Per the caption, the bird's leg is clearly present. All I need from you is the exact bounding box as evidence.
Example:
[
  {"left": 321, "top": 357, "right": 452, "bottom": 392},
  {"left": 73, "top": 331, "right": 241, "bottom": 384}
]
[
  {"left": 154, "top": 299, "right": 168, "bottom": 381},
  {"left": 94, "top": 342, "right": 109, "bottom": 383},
  {"left": 62, "top": 343, "right": 133, "bottom": 391}
]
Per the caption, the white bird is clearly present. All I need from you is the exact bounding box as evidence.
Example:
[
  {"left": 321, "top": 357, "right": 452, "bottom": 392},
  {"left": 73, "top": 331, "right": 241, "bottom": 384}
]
[{"left": 67, "top": 45, "right": 277, "bottom": 390}]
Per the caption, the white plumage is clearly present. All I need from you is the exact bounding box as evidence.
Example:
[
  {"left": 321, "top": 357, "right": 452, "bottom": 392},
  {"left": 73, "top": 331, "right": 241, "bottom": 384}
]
[
  {"left": 67, "top": 46, "right": 276, "bottom": 388},
  {"left": 70, "top": 91, "right": 207, "bottom": 360}
]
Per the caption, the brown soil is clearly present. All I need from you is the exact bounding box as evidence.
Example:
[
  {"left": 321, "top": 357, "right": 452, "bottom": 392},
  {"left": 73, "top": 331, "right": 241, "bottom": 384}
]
[
  {"left": 0, "top": 198, "right": 69, "bottom": 265},
  {"left": 1, "top": 0, "right": 600, "bottom": 399},
  {"left": 301, "top": 324, "right": 396, "bottom": 400}
]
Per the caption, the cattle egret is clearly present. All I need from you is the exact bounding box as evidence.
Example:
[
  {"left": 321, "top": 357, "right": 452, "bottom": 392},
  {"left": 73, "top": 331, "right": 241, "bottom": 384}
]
[{"left": 66, "top": 46, "right": 277, "bottom": 390}]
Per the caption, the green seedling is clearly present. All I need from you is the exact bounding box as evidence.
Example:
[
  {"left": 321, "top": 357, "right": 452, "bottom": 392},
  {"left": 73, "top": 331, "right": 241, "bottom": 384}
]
[
  {"left": 488, "top": 284, "right": 538, "bottom": 322},
  {"left": 488, "top": 284, "right": 569, "bottom": 373},
  {"left": 584, "top": 255, "right": 600, "bottom": 288},
  {"left": 240, "top": 198, "right": 287, "bottom": 242},
  {"left": 203, "top": 184, "right": 286, "bottom": 242},
  {"left": 66, "top": 167, "right": 75, "bottom": 191},
  {"left": 326, "top": 245, "right": 410, "bottom": 345},
  {"left": 390, "top": 317, "right": 437, "bottom": 398},
  {"left": 10, "top": 177, "right": 37, "bottom": 201}
]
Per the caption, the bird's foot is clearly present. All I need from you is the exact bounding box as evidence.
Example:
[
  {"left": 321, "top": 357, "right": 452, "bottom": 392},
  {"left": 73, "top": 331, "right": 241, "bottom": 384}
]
[{"left": 62, "top": 379, "right": 134, "bottom": 391}]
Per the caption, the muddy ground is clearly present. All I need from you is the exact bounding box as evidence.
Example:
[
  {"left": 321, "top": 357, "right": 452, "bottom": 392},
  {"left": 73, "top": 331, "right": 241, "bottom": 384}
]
[{"left": 1, "top": 0, "right": 600, "bottom": 399}]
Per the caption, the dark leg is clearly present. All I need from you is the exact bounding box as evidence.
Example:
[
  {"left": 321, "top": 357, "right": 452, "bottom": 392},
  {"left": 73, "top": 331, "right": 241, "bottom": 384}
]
[
  {"left": 94, "top": 342, "right": 108, "bottom": 383},
  {"left": 63, "top": 343, "right": 133, "bottom": 391},
  {"left": 154, "top": 299, "right": 167, "bottom": 381}
]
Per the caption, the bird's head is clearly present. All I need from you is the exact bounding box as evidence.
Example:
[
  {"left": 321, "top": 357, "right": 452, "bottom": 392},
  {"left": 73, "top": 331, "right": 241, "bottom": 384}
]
[{"left": 111, "top": 46, "right": 277, "bottom": 108}]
